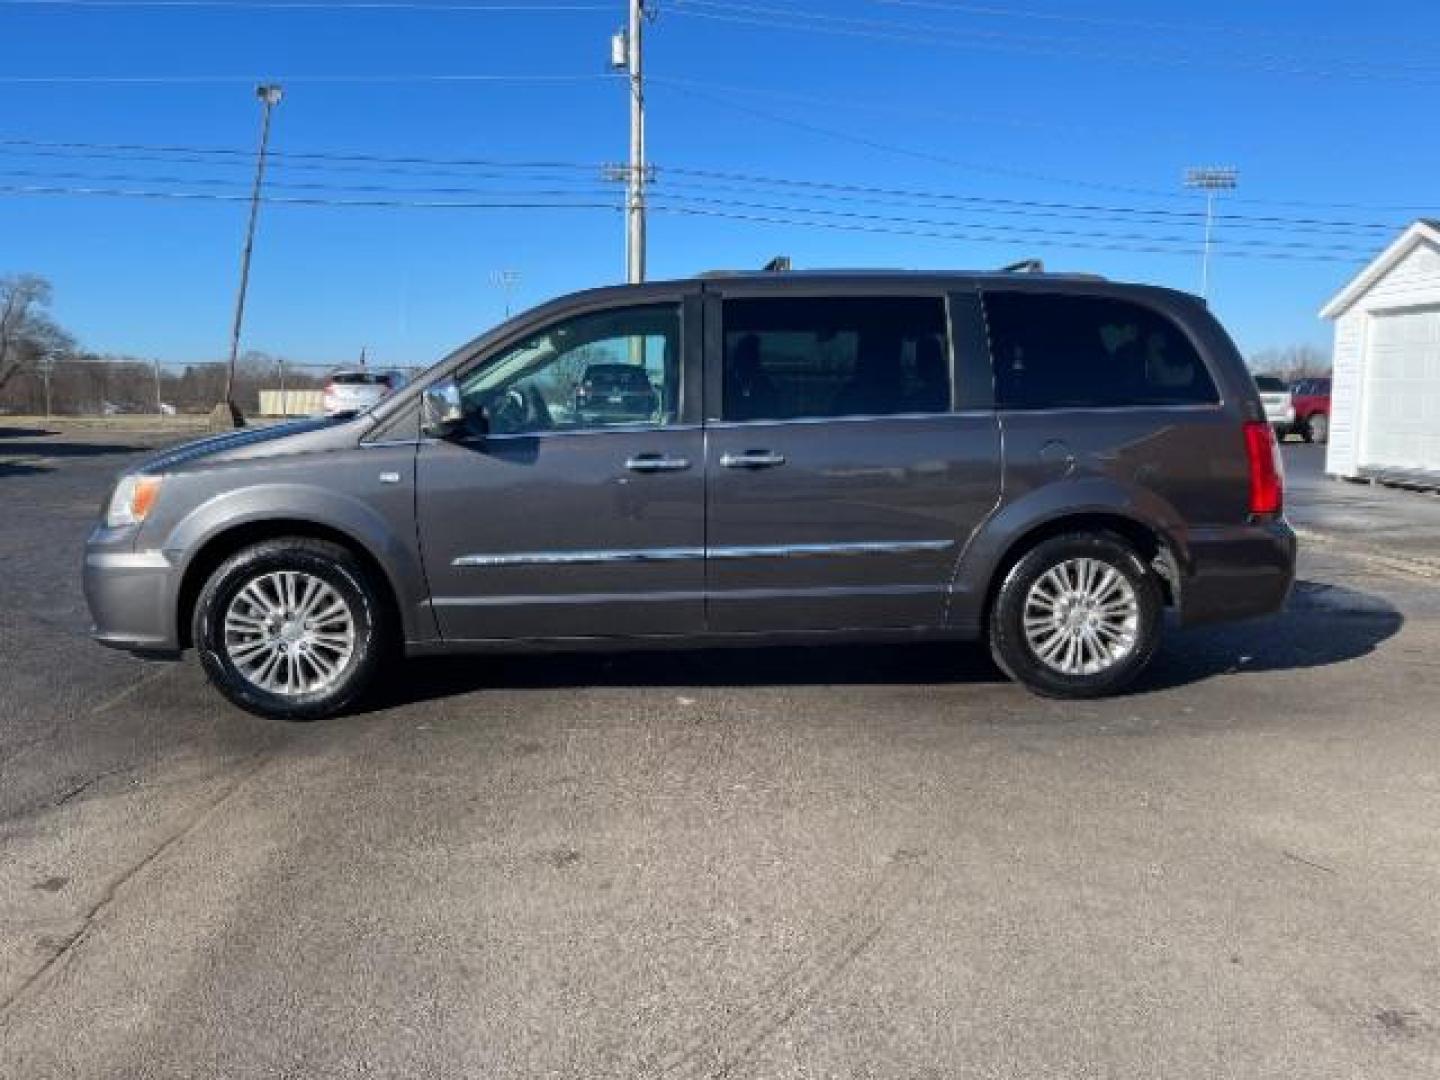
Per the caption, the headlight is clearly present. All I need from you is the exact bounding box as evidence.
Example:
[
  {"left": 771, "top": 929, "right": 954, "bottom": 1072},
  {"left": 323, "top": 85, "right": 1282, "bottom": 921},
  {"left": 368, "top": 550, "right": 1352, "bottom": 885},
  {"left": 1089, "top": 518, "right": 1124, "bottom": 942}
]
[{"left": 105, "top": 474, "right": 164, "bottom": 528}]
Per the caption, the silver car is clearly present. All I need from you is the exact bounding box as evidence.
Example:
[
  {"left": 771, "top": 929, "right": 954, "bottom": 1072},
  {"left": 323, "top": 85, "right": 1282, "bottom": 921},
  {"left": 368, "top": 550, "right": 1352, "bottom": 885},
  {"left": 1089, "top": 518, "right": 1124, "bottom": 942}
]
[
  {"left": 1254, "top": 374, "right": 1296, "bottom": 435},
  {"left": 322, "top": 369, "right": 407, "bottom": 416}
]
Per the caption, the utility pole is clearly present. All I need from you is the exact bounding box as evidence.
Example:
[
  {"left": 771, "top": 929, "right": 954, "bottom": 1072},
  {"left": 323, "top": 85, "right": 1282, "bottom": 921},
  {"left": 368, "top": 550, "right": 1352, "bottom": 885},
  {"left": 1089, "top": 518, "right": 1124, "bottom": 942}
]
[
  {"left": 489, "top": 268, "right": 521, "bottom": 317},
  {"left": 1184, "top": 166, "right": 1238, "bottom": 300},
  {"left": 216, "top": 83, "right": 283, "bottom": 429},
  {"left": 610, "top": 2, "right": 648, "bottom": 283}
]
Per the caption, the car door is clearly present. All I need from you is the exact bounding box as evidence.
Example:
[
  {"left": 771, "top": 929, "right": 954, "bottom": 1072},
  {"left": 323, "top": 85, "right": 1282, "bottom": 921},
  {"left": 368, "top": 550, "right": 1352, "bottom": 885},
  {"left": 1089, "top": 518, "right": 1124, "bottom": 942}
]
[
  {"left": 416, "top": 291, "right": 705, "bottom": 641},
  {"left": 702, "top": 285, "right": 1002, "bottom": 633}
]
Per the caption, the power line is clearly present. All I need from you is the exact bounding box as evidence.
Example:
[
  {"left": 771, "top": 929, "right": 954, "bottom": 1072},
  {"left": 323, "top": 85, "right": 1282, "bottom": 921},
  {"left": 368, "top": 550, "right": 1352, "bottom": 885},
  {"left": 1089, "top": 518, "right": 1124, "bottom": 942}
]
[
  {"left": 0, "top": 166, "right": 622, "bottom": 199},
  {"left": 649, "top": 204, "right": 1371, "bottom": 265},
  {"left": 653, "top": 166, "right": 1406, "bottom": 233},
  {"left": 0, "top": 144, "right": 606, "bottom": 184},
  {"left": 869, "top": 0, "right": 1424, "bottom": 50},
  {"left": 0, "top": 182, "right": 622, "bottom": 210},
  {"left": 0, "top": 179, "right": 1379, "bottom": 263},
  {"left": 667, "top": 0, "right": 1440, "bottom": 83},
  {"left": 0, "top": 156, "right": 1405, "bottom": 239},
  {"left": 647, "top": 72, "right": 1163, "bottom": 141},
  {"left": 648, "top": 192, "right": 1382, "bottom": 256},
  {"left": 650, "top": 175, "right": 1400, "bottom": 240},
  {"left": 0, "top": 136, "right": 602, "bottom": 171},
  {"left": 650, "top": 79, "right": 1440, "bottom": 215},
  {"left": 0, "top": 1, "right": 611, "bottom": 9},
  {"left": 0, "top": 72, "right": 615, "bottom": 84},
  {"left": 1, "top": 135, "right": 1430, "bottom": 228},
  {"left": 651, "top": 75, "right": 1186, "bottom": 201}
]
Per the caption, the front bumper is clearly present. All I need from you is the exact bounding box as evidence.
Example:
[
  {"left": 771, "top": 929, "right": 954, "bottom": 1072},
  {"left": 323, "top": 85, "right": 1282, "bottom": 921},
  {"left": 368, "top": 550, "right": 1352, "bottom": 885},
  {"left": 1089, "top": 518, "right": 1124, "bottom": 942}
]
[
  {"left": 1178, "top": 520, "right": 1297, "bottom": 626},
  {"left": 83, "top": 539, "right": 182, "bottom": 654}
]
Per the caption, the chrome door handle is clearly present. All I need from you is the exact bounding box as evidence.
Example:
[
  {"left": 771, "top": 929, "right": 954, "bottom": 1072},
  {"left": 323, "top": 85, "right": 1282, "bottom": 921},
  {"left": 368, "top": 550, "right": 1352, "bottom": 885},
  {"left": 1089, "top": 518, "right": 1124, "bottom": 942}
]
[
  {"left": 625, "top": 455, "right": 691, "bottom": 473},
  {"left": 720, "top": 451, "right": 786, "bottom": 469}
]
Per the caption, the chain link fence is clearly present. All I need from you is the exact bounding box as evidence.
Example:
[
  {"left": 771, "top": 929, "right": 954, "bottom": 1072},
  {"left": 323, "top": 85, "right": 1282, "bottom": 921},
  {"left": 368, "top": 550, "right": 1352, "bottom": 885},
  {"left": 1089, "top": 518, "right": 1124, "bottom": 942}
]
[{"left": 0, "top": 357, "right": 429, "bottom": 418}]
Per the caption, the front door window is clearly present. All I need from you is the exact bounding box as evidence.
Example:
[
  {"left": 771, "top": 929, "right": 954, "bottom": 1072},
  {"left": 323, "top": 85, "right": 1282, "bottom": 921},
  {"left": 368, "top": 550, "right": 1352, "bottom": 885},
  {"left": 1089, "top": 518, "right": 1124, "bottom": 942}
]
[{"left": 458, "top": 304, "right": 680, "bottom": 436}]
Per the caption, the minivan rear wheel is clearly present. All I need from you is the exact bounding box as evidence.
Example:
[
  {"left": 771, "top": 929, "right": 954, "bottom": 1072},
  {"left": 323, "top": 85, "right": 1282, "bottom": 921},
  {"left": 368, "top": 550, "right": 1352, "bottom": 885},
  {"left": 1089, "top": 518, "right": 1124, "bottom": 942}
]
[
  {"left": 988, "top": 532, "right": 1162, "bottom": 699},
  {"left": 192, "top": 538, "right": 385, "bottom": 720}
]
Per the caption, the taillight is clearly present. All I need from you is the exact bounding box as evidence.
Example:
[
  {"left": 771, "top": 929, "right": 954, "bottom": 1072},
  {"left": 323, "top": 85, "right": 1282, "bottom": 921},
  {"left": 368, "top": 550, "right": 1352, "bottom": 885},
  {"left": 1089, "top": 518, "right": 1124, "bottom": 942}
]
[{"left": 1243, "top": 420, "right": 1284, "bottom": 515}]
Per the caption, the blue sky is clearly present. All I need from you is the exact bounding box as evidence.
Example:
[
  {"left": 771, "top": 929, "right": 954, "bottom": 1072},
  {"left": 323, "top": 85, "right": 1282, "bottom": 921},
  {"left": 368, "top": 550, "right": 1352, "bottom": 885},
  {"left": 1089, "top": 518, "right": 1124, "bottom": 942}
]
[{"left": 2, "top": 0, "right": 1438, "bottom": 367}]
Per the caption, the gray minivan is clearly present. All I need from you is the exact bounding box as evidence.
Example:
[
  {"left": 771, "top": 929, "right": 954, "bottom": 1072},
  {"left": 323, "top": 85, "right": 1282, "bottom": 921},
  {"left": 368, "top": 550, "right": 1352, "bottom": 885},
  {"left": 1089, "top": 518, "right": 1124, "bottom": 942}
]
[{"left": 84, "top": 271, "right": 1295, "bottom": 719}]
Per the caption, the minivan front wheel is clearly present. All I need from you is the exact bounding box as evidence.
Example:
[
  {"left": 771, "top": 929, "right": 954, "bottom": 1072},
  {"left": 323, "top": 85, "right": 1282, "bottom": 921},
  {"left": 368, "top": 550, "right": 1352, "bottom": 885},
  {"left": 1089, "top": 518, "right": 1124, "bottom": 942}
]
[
  {"left": 193, "top": 538, "right": 385, "bottom": 720},
  {"left": 989, "top": 532, "right": 1162, "bottom": 699}
]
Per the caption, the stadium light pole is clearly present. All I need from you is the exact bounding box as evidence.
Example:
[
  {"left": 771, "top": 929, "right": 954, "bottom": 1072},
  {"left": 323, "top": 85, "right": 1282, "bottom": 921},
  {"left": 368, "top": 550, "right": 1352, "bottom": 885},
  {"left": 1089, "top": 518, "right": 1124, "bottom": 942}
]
[
  {"left": 490, "top": 269, "right": 522, "bottom": 317},
  {"left": 1184, "top": 166, "right": 1238, "bottom": 300},
  {"left": 217, "top": 83, "right": 283, "bottom": 429}
]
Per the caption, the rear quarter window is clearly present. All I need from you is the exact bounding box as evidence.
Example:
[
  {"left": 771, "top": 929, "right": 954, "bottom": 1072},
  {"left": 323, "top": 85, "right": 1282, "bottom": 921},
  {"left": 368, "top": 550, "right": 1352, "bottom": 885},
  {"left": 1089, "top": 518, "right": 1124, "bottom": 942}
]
[{"left": 984, "top": 292, "right": 1219, "bottom": 410}]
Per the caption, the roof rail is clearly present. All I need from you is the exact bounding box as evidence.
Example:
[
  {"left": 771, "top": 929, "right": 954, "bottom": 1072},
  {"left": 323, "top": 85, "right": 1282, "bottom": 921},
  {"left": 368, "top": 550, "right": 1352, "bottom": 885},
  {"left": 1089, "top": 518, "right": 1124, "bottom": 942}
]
[
  {"left": 762, "top": 255, "right": 792, "bottom": 273},
  {"left": 999, "top": 258, "right": 1046, "bottom": 274}
]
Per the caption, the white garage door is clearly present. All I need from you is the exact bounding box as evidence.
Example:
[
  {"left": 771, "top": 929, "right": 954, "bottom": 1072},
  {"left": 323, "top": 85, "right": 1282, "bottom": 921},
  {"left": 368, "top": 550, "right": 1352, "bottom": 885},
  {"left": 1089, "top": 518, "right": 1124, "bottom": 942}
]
[{"left": 1361, "top": 307, "right": 1440, "bottom": 474}]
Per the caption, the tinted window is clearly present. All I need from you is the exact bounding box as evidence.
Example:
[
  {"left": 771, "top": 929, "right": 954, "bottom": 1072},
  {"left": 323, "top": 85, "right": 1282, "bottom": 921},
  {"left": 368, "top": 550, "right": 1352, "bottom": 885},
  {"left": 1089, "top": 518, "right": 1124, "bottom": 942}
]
[
  {"left": 584, "top": 365, "right": 651, "bottom": 391},
  {"left": 459, "top": 304, "right": 679, "bottom": 435},
  {"left": 332, "top": 372, "right": 385, "bottom": 386},
  {"left": 985, "top": 293, "right": 1219, "bottom": 409},
  {"left": 721, "top": 297, "right": 950, "bottom": 422},
  {"left": 1255, "top": 375, "right": 1287, "bottom": 393}
]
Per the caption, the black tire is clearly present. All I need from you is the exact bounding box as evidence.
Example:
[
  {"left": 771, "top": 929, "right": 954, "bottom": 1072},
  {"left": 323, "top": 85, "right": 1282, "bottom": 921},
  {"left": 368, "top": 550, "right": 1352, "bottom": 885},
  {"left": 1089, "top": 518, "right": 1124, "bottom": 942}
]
[
  {"left": 192, "top": 537, "right": 386, "bottom": 720},
  {"left": 988, "top": 532, "right": 1163, "bottom": 699}
]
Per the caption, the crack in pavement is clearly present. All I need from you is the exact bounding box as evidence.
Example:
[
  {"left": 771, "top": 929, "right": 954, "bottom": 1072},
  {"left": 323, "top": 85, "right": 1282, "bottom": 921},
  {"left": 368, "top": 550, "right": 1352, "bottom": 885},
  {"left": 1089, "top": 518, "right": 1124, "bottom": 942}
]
[{"left": 0, "top": 747, "right": 278, "bottom": 1021}]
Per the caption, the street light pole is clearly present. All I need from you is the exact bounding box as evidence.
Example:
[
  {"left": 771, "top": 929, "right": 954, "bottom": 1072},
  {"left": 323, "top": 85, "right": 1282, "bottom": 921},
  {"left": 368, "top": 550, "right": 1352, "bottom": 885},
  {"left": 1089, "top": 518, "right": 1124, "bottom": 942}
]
[
  {"left": 218, "top": 83, "right": 283, "bottom": 428},
  {"left": 1183, "top": 166, "right": 1239, "bottom": 301}
]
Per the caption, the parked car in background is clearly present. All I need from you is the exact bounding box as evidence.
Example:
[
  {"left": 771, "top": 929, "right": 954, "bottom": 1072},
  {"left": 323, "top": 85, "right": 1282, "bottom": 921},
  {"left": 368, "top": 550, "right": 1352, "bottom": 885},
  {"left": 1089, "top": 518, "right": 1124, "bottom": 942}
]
[
  {"left": 1289, "top": 377, "right": 1332, "bottom": 443},
  {"left": 321, "top": 369, "right": 408, "bottom": 416},
  {"left": 1254, "top": 375, "right": 1296, "bottom": 437},
  {"left": 85, "top": 271, "right": 1295, "bottom": 719},
  {"left": 574, "top": 362, "right": 661, "bottom": 423}
]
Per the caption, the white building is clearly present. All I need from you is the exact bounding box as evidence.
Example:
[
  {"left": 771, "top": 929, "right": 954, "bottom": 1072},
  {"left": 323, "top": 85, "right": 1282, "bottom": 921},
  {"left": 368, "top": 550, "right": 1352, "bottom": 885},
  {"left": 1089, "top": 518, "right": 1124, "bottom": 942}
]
[{"left": 1320, "top": 219, "right": 1440, "bottom": 487}]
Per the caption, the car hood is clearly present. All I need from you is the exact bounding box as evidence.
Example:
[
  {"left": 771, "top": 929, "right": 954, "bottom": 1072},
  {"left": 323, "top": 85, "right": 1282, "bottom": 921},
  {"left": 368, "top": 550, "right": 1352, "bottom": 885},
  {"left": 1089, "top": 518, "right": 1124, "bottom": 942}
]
[{"left": 135, "top": 416, "right": 361, "bottom": 475}]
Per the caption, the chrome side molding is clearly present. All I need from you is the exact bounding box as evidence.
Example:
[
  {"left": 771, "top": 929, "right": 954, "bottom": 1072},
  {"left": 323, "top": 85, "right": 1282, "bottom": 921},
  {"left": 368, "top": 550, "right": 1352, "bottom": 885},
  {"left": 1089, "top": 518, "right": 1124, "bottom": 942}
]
[
  {"left": 454, "top": 547, "right": 705, "bottom": 568},
  {"left": 454, "top": 539, "right": 952, "bottom": 568}
]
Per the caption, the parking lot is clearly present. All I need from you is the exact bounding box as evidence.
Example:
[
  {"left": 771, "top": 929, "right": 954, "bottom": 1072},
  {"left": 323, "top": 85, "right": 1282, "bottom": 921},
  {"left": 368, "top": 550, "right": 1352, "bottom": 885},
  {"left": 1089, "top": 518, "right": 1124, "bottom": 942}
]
[{"left": 2, "top": 423, "right": 1439, "bottom": 1078}]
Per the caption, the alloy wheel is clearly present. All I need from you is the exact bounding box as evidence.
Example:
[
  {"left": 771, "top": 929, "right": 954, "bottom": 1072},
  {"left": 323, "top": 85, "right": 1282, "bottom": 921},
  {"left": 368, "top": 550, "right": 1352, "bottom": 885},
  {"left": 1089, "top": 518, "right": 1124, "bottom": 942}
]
[
  {"left": 1021, "top": 557, "right": 1140, "bottom": 676},
  {"left": 222, "top": 570, "right": 356, "bottom": 696}
]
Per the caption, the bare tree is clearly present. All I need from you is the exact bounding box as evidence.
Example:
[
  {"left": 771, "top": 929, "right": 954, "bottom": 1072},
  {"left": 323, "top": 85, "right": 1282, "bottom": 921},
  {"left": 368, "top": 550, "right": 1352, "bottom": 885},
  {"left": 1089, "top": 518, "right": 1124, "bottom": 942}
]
[
  {"left": 1249, "top": 344, "right": 1331, "bottom": 384},
  {"left": 0, "top": 274, "right": 74, "bottom": 394}
]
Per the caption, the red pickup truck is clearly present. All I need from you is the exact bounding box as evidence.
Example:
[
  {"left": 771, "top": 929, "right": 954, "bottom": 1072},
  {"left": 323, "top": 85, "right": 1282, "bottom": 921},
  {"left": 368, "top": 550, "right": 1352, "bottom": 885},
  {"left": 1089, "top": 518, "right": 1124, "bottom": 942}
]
[{"left": 1289, "top": 377, "right": 1331, "bottom": 444}]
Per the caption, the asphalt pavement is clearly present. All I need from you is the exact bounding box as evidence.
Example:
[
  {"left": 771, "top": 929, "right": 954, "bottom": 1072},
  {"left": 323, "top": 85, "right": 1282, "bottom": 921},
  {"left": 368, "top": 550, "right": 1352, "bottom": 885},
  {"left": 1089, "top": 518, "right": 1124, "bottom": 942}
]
[{"left": 2, "top": 425, "right": 1438, "bottom": 1079}]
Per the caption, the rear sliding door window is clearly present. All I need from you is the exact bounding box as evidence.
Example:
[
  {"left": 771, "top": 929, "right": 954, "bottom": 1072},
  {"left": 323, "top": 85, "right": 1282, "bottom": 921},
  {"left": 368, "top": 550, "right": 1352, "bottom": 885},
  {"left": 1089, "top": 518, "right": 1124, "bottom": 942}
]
[
  {"left": 984, "top": 292, "right": 1219, "bottom": 409},
  {"left": 721, "top": 296, "right": 951, "bottom": 422}
]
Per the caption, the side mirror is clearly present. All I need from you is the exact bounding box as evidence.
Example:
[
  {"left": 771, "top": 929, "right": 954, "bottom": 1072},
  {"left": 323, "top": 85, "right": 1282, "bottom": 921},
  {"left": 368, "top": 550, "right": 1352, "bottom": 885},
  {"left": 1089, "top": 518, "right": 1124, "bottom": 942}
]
[{"left": 420, "top": 379, "right": 466, "bottom": 438}]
